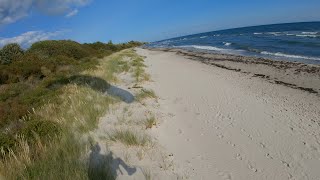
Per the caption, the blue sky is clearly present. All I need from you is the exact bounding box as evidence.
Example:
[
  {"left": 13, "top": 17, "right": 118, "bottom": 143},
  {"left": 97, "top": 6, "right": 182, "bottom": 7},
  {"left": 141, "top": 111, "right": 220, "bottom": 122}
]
[{"left": 0, "top": 0, "right": 319, "bottom": 47}]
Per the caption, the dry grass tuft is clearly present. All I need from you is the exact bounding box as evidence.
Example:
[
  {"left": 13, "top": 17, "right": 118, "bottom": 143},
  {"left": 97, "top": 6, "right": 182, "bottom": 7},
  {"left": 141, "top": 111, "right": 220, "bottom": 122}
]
[
  {"left": 144, "top": 116, "right": 157, "bottom": 129},
  {"left": 136, "top": 89, "right": 157, "bottom": 102},
  {"left": 108, "top": 129, "right": 150, "bottom": 146}
]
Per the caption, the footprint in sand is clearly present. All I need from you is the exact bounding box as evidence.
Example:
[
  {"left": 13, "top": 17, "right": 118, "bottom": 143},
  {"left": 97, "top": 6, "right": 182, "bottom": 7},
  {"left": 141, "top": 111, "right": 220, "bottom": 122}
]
[
  {"left": 217, "top": 134, "right": 224, "bottom": 139},
  {"left": 235, "top": 153, "right": 243, "bottom": 160},
  {"left": 247, "top": 162, "right": 258, "bottom": 173},
  {"left": 266, "top": 153, "right": 273, "bottom": 159},
  {"left": 259, "top": 142, "right": 266, "bottom": 149},
  {"left": 241, "top": 128, "right": 254, "bottom": 140},
  {"left": 227, "top": 141, "right": 236, "bottom": 147},
  {"left": 281, "top": 160, "right": 290, "bottom": 168},
  {"left": 217, "top": 171, "right": 233, "bottom": 180}
]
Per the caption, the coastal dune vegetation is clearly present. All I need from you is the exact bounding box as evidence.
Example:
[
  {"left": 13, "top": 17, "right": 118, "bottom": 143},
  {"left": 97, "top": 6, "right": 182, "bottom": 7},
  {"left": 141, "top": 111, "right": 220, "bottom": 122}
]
[{"left": 0, "top": 40, "right": 143, "bottom": 179}]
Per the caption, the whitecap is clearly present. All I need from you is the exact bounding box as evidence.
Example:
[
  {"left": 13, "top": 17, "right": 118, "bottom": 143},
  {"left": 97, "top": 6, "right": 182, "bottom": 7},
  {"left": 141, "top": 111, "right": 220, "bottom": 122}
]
[
  {"left": 261, "top": 51, "right": 320, "bottom": 61},
  {"left": 296, "top": 34, "right": 318, "bottom": 38},
  {"left": 285, "top": 34, "right": 295, "bottom": 36},
  {"left": 254, "top": 32, "right": 263, "bottom": 35},
  {"left": 223, "top": 42, "right": 232, "bottom": 46},
  {"left": 302, "top": 32, "right": 318, "bottom": 35},
  {"left": 266, "top": 32, "right": 281, "bottom": 36},
  {"left": 200, "top": 36, "right": 208, "bottom": 39},
  {"left": 176, "top": 45, "right": 226, "bottom": 52}
]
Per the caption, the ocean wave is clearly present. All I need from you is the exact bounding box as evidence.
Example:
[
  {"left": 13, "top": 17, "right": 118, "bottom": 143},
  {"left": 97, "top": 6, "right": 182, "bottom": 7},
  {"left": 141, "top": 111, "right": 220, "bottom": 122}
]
[
  {"left": 266, "top": 32, "right": 281, "bottom": 36},
  {"left": 223, "top": 42, "right": 232, "bottom": 46},
  {"left": 254, "top": 32, "right": 263, "bottom": 35},
  {"left": 285, "top": 33, "right": 295, "bottom": 36},
  {"left": 302, "top": 32, "right": 319, "bottom": 35},
  {"left": 200, "top": 36, "right": 208, "bottom": 39},
  {"left": 295, "top": 34, "right": 319, "bottom": 38},
  {"left": 176, "top": 45, "right": 226, "bottom": 52},
  {"left": 261, "top": 51, "right": 320, "bottom": 61}
]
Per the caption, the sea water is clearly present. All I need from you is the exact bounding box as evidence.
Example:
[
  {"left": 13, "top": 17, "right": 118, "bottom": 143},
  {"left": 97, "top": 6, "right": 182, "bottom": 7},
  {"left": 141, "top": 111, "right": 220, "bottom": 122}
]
[{"left": 147, "top": 22, "right": 320, "bottom": 64}]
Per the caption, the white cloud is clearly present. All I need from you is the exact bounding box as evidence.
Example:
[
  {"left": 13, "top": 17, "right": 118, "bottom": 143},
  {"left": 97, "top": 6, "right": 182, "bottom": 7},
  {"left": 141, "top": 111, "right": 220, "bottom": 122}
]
[
  {"left": 0, "top": 0, "right": 91, "bottom": 25},
  {"left": 0, "top": 0, "right": 33, "bottom": 25},
  {"left": 65, "top": 9, "right": 78, "bottom": 18},
  {"left": 0, "top": 30, "right": 65, "bottom": 48}
]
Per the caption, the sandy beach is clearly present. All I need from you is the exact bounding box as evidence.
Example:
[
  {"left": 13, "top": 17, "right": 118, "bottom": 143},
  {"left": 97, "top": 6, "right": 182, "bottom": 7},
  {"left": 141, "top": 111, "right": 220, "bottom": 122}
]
[{"left": 136, "top": 48, "right": 320, "bottom": 179}]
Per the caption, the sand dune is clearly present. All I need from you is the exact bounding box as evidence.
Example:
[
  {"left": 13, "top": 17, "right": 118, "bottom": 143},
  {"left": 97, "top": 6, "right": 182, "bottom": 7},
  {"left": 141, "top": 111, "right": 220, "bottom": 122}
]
[{"left": 136, "top": 48, "right": 320, "bottom": 180}]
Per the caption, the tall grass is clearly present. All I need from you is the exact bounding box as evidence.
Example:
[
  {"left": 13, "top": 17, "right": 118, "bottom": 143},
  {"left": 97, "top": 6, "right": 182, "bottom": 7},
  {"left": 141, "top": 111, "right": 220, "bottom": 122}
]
[
  {"left": 108, "top": 129, "right": 150, "bottom": 146},
  {"left": 0, "top": 132, "right": 88, "bottom": 179},
  {"left": 135, "top": 89, "right": 157, "bottom": 102},
  {"left": 0, "top": 49, "right": 140, "bottom": 179}
]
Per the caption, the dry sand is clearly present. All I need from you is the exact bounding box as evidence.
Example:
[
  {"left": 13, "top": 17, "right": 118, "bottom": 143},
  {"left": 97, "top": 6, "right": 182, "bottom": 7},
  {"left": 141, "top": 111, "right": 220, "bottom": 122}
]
[{"left": 136, "top": 48, "right": 320, "bottom": 180}]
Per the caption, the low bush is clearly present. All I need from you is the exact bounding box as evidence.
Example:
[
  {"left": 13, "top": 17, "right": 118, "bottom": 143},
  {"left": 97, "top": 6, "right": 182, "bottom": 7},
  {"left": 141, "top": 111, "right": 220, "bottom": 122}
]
[
  {"left": 28, "top": 40, "right": 92, "bottom": 60},
  {"left": 0, "top": 43, "right": 24, "bottom": 64}
]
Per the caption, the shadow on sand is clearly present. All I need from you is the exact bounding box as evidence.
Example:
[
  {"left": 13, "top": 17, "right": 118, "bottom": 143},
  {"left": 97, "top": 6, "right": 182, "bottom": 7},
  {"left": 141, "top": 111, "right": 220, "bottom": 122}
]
[
  {"left": 48, "top": 75, "right": 134, "bottom": 103},
  {"left": 88, "top": 143, "right": 137, "bottom": 180}
]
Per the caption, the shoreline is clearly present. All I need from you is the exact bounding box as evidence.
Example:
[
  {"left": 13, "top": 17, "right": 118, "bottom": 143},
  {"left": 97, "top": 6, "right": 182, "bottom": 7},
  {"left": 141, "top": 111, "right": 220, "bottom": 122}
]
[
  {"left": 143, "top": 47, "right": 320, "bottom": 95},
  {"left": 137, "top": 47, "right": 320, "bottom": 179}
]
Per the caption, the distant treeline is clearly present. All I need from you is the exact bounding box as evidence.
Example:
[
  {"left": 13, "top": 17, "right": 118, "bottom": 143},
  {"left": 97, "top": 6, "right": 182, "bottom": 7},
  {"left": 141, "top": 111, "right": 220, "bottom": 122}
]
[{"left": 0, "top": 40, "right": 143, "bottom": 136}]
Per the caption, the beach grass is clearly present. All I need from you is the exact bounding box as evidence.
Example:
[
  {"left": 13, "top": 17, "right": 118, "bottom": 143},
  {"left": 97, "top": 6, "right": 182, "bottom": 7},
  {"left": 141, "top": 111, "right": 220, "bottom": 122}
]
[
  {"left": 136, "top": 89, "right": 157, "bottom": 102},
  {"left": 144, "top": 116, "right": 157, "bottom": 129},
  {"left": 108, "top": 129, "right": 150, "bottom": 146},
  {"left": 0, "top": 48, "right": 140, "bottom": 179}
]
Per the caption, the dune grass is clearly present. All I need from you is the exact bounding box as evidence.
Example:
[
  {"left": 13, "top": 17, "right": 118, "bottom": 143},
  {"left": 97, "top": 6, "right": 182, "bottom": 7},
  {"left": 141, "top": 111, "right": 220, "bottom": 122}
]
[
  {"left": 0, "top": 49, "right": 140, "bottom": 179},
  {"left": 125, "top": 51, "right": 151, "bottom": 83},
  {"left": 0, "top": 132, "right": 88, "bottom": 179},
  {"left": 136, "top": 89, "right": 157, "bottom": 102},
  {"left": 144, "top": 116, "right": 157, "bottom": 129},
  {"left": 108, "top": 129, "right": 150, "bottom": 146},
  {"left": 101, "top": 53, "right": 130, "bottom": 83}
]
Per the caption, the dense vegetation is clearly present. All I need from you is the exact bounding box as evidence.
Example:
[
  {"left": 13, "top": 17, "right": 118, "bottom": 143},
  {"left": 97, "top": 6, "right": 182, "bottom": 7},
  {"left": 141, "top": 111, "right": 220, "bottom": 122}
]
[{"left": 0, "top": 40, "right": 143, "bottom": 152}]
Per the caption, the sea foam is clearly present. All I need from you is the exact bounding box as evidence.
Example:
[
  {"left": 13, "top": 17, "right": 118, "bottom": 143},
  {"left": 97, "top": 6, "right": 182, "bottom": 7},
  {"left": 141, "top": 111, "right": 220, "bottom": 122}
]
[
  {"left": 261, "top": 51, "right": 320, "bottom": 61},
  {"left": 176, "top": 45, "right": 226, "bottom": 52},
  {"left": 223, "top": 42, "right": 232, "bottom": 46}
]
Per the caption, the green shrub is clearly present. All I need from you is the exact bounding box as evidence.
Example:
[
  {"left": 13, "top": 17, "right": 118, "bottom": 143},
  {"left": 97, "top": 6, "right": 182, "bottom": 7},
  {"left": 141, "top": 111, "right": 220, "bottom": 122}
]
[
  {"left": 28, "top": 40, "right": 93, "bottom": 60},
  {"left": 0, "top": 43, "right": 24, "bottom": 64},
  {"left": 0, "top": 40, "right": 142, "bottom": 131}
]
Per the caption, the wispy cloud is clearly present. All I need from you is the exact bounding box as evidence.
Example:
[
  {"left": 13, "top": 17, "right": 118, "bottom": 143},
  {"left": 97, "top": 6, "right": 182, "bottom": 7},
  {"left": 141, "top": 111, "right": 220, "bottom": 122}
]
[
  {"left": 65, "top": 9, "right": 78, "bottom": 18},
  {"left": 0, "top": 30, "right": 66, "bottom": 48},
  {"left": 0, "top": 0, "right": 91, "bottom": 25},
  {"left": 0, "top": 0, "right": 33, "bottom": 25}
]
